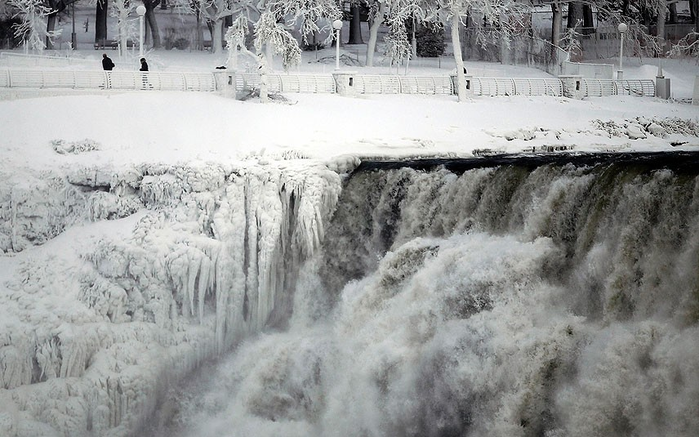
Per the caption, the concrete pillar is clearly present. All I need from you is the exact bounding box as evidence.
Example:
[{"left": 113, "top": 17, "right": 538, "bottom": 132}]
[
  {"left": 559, "top": 75, "right": 584, "bottom": 99},
  {"left": 333, "top": 71, "right": 358, "bottom": 97},
  {"left": 655, "top": 66, "right": 671, "bottom": 100},
  {"left": 214, "top": 70, "right": 236, "bottom": 99},
  {"left": 450, "top": 74, "right": 473, "bottom": 97}
]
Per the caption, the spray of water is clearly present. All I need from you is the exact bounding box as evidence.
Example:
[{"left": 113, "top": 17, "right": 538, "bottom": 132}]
[{"left": 156, "top": 162, "right": 699, "bottom": 437}]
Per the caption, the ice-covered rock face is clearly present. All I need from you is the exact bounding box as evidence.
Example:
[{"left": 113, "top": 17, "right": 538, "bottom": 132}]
[{"left": 0, "top": 160, "right": 342, "bottom": 437}]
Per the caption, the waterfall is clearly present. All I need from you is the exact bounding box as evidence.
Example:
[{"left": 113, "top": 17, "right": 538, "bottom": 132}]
[
  {"left": 2, "top": 154, "right": 698, "bottom": 437},
  {"left": 155, "top": 155, "right": 699, "bottom": 437}
]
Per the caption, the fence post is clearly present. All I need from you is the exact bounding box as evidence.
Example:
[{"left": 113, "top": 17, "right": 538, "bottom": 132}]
[
  {"left": 213, "top": 70, "right": 236, "bottom": 98},
  {"left": 333, "top": 71, "right": 357, "bottom": 96},
  {"left": 655, "top": 67, "right": 670, "bottom": 99},
  {"left": 693, "top": 76, "right": 699, "bottom": 106},
  {"left": 559, "top": 75, "right": 583, "bottom": 99}
]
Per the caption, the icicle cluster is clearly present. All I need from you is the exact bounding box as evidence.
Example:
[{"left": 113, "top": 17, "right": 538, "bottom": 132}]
[{"left": 0, "top": 161, "right": 342, "bottom": 437}]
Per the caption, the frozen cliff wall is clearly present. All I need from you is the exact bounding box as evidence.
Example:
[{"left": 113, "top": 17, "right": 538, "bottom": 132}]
[{"left": 0, "top": 160, "right": 344, "bottom": 437}]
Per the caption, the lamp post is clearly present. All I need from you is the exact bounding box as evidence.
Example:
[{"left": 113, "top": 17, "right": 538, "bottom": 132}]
[
  {"left": 71, "top": 1, "right": 77, "bottom": 49},
  {"left": 617, "top": 23, "right": 627, "bottom": 80},
  {"left": 137, "top": 4, "right": 146, "bottom": 58},
  {"left": 332, "top": 19, "right": 343, "bottom": 70}
]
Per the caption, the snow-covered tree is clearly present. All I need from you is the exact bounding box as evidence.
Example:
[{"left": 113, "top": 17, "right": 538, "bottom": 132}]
[
  {"left": 383, "top": 18, "right": 411, "bottom": 66},
  {"left": 668, "top": 31, "right": 699, "bottom": 58},
  {"left": 141, "top": 0, "right": 161, "bottom": 49},
  {"left": 9, "top": 0, "right": 60, "bottom": 51},
  {"left": 365, "top": 0, "right": 386, "bottom": 66},
  {"left": 178, "top": 0, "right": 256, "bottom": 54},
  {"left": 426, "top": 0, "right": 525, "bottom": 101},
  {"left": 365, "top": 0, "right": 429, "bottom": 67},
  {"left": 560, "top": 18, "right": 582, "bottom": 59},
  {"left": 110, "top": 0, "right": 135, "bottom": 57},
  {"left": 254, "top": 0, "right": 341, "bottom": 70},
  {"left": 225, "top": 15, "right": 256, "bottom": 69}
]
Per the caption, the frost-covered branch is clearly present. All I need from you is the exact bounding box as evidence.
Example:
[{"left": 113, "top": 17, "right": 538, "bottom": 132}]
[
  {"left": 253, "top": 0, "right": 340, "bottom": 71},
  {"left": 110, "top": 0, "right": 136, "bottom": 58},
  {"left": 254, "top": 11, "right": 302, "bottom": 69},
  {"left": 560, "top": 19, "right": 583, "bottom": 58},
  {"left": 668, "top": 32, "right": 699, "bottom": 58},
  {"left": 9, "top": 0, "right": 59, "bottom": 51},
  {"left": 225, "top": 15, "right": 258, "bottom": 69}
]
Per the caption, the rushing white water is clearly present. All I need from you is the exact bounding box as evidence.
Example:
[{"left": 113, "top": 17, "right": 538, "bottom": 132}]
[
  {"left": 152, "top": 160, "right": 699, "bottom": 437},
  {"left": 3, "top": 156, "right": 698, "bottom": 437}
]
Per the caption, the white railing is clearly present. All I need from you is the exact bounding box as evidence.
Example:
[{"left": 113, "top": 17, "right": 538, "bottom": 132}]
[
  {"left": 0, "top": 69, "right": 217, "bottom": 91},
  {"left": 355, "top": 75, "right": 454, "bottom": 95},
  {"left": 0, "top": 52, "right": 93, "bottom": 68},
  {"left": 580, "top": 79, "right": 655, "bottom": 97},
  {"left": 470, "top": 77, "right": 564, "bottom": 97},
  {"left": 237, "top": 73, "right": 336, "bottom": 93},
  {"left": 0, "top": 69, "right": 656, "bottom": 98}
]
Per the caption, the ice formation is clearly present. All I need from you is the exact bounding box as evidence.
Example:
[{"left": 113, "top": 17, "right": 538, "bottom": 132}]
[{"left": 0, "top": 159, "right": 342, "bottom": 436}]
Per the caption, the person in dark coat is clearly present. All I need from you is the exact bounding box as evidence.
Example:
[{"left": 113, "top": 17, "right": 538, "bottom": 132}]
[
  {"left": 139, "top": 58, "right": 151, "bottom": 89},
  {"left": 102, "top": 54, "right": 114, "bottom": 71}
]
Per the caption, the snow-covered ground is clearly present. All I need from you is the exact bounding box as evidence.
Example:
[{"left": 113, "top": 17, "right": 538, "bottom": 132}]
[
  {"left": 0, "top": 51, "right": 698, "bottom": 171},
  {"left": 0, "top": 48, "right": 698, "bottom": 436}
]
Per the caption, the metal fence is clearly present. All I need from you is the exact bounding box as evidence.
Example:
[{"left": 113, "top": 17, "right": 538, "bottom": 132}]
[
  {"left": 0, "top": 69, "right": 217, "bottom": 91},
  {"left": 236, "top": 73, "right": 336, "bottom": 93},
  {"left": 0, "top": 52, "right": 93, "bottom": 68},
  {"left": 580, "top": 79, "right": 655, "bottom": 97},
  {"left": 470, "top": 77, "right": 564, "bottom": 97},
  {"left": 0, "top": 68, "right": 657, "bottom": 99}
]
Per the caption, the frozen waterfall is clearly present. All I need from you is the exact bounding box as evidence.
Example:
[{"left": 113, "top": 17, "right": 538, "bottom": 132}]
[
  {"left": 0, "top": 160, "right": 343, "bottom": 436},
  {"left": 2, "top": 153, "right": 699, "bottom": 437}
]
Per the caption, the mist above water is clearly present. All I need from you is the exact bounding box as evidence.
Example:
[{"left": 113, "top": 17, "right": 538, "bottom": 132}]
[{"left": 152, "top": 159, "right": 699, "bottom": 437}]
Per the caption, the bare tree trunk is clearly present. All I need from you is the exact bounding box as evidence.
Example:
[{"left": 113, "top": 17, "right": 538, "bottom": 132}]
[
  {"left": 96, "top": 0, "right": 108, "bottom": 44},
  {"left": 348, "top": 5, "right": 363, "bottom": 44},
  {"left": 656, "top": 0, "right": 666, "bottom": 56},
  {"left": 366, "top": 2, "right": 385, "bottom": 67},
  {"left": 451, "top": 13, "right": 467, "bottom": 102},
  {"left": 145, "top": 7, "right": 161, "bottom": 48},
  {"left": 211, "top": 19, "right": 223, "bottom": 53},
  {"left": 551, "top": 2, "right": 562, "bottom": 47},
  {"left": 46, "top": 13, "right": 57, "bottom": 49},
  {"left": 669, "top": 3, "right": 677, "bottom": 23},
  {"left": 265, "top": 42, "right": 274, "bottom": 71},
  {"left": 195, "top": 10, "right": 203, "bottom": 50},
  {"left": 583, "top": 5, "right": 594, "bottom": 34}
]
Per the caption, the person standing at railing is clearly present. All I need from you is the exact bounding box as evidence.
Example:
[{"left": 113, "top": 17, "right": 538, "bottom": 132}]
[
  {"left": 102, "top": 54, "right": 114, "bottom": 71},
  {"left": 139, "top": 58, "right": 152, "bottom": 89}
]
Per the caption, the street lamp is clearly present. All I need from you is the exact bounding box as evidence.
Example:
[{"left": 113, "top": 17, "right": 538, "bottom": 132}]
[
  {"left": 617, "top": 23, "right": 628, "bottom": 80},
  {"left": 71, "top": 1, "right": 77, "bottom": 49},
  {"left": 332, "top": 19, "right": 343, "bottom": 70},
  {"left": 136, "top": 4, "right": 146, "bottom": 58}
]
